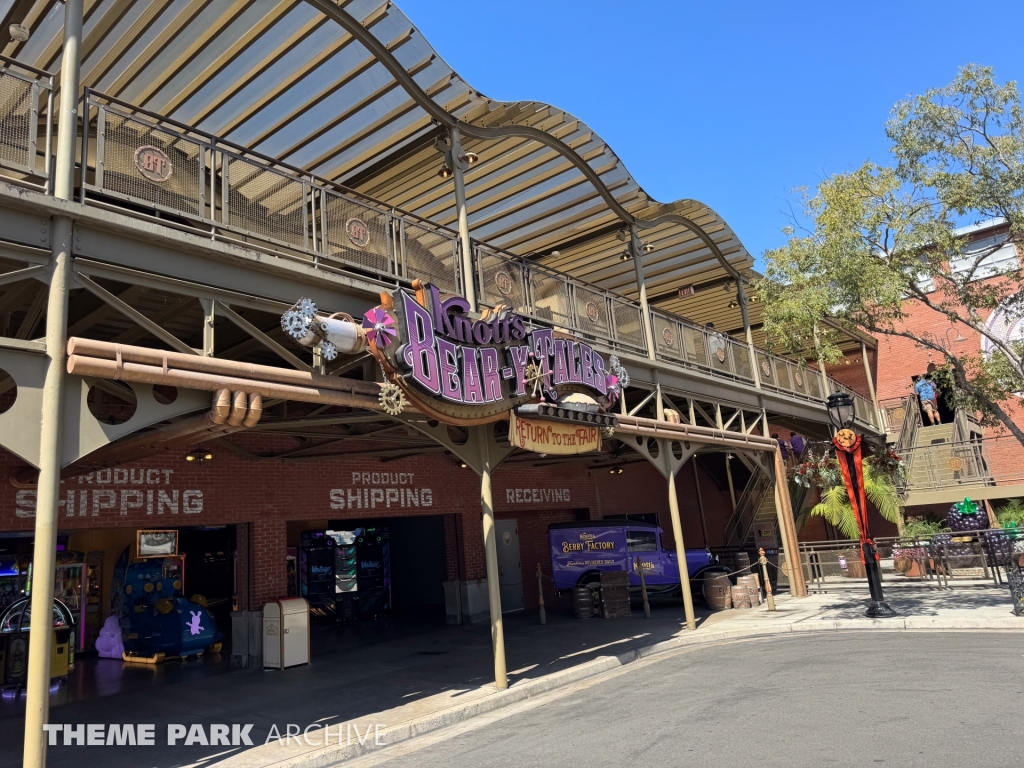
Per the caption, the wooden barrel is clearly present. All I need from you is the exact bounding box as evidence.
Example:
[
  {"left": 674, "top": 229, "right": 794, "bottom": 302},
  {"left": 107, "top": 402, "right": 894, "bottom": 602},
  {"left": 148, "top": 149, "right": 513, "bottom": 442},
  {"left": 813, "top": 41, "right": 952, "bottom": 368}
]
[
  {"left": 573, "top": 586, "right": 594, "bottom": 619},
  {"left": 730, "top": 585, "right": 752, "bottom": 609},
  {"left": 735, "top": 552, "right": 751, "bottom": 574},
  {"left": 736, "top": 574, "right": 760, "bottom": 606},
  {"left": 703, "top": 573, "right": 732, "bottom": 611}
]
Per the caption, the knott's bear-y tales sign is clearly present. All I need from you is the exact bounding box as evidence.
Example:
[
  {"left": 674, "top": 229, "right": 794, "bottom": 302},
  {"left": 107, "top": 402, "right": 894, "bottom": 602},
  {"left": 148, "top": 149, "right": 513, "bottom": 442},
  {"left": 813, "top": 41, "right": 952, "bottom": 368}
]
[{"left": 369, "top": 284, "right": 613, "bottom": 424}]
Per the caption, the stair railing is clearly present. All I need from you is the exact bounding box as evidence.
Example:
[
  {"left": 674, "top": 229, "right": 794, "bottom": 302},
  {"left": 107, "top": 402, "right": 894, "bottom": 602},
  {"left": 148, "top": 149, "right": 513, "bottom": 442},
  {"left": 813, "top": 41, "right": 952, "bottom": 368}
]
[{"left": 724, "top": 469, "right": 773, "bottom": 547}]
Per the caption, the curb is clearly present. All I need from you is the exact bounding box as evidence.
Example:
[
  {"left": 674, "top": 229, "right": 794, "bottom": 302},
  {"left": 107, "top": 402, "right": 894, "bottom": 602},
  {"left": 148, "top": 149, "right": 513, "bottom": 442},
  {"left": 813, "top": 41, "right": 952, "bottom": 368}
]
[{"left": 247, "top": 616, "right": 1022, "bottom": 767}]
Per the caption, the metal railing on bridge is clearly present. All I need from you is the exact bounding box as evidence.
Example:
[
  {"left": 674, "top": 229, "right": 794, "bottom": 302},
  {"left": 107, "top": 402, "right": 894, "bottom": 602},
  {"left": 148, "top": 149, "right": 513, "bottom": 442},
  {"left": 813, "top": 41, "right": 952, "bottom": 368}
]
[
  {"left": 0, "top": 68, "right": 881, "bottom": 426},
  {"left": 0, "top": 54, "right": 52, "bottom": 190},
  {"left": 897, "top": 434, "right": 1024, "bottom": 497}
]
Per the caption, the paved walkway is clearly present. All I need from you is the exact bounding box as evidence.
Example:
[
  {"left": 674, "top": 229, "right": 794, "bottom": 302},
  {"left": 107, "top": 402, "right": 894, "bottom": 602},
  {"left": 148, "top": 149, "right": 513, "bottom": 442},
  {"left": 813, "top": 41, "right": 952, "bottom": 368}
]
[{"left": 5, "top": 578, "right": 1019, "bottom": 768}]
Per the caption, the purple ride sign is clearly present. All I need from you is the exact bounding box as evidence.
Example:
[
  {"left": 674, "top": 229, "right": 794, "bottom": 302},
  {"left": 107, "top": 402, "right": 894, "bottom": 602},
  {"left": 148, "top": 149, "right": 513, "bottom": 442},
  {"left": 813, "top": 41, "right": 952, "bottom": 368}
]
[{"left": 384, "top": 285, "right": 610, "bottom": 410}]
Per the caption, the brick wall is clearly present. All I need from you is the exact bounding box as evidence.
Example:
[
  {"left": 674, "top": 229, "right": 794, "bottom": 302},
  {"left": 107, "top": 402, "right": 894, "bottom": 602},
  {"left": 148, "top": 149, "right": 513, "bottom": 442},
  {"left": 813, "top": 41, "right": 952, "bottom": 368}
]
[{"left": 1, "top": 433, "right": 755, "bottom": 615}]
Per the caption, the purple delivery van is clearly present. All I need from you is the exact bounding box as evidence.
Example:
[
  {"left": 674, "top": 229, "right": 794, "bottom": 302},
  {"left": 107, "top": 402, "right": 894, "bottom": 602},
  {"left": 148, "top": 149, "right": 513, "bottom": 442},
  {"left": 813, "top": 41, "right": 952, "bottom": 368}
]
[{"left": 548, "top": 521, "right": 724, "bottom": 597}]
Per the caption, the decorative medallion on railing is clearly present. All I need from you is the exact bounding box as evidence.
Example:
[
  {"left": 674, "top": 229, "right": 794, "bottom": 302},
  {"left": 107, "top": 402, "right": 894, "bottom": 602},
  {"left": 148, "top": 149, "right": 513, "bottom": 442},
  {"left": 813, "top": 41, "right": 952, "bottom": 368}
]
[
  {"left": 493, "top": 269, "right": 514, "bottom": 297},
  {"left": 345, "top": 217, "right": 371, "bottom": 248},
  {"left": 134, "top": 145, "right": 173, "bottom": 183}
]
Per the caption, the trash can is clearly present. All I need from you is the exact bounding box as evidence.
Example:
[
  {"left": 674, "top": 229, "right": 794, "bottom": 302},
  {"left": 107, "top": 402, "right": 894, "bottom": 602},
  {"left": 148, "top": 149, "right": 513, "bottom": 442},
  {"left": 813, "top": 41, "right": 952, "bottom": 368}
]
[
  {"left": 263, "top": 598, "right": 309, "bottom": 669},
  {"left": 50, "top": 627, "right": 71, "bottom": 678}
]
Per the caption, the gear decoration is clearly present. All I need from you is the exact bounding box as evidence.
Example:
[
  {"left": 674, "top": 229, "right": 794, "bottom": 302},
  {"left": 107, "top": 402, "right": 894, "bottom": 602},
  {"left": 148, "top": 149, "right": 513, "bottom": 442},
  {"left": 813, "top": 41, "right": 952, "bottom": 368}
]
[
  {"left": 604, "top": 355, "right": 629, "bottom": 406},
  {"left": 379, "top": 382, "right": 407, "bottom": 415},
  {"left": 600, "top": 426, "right": 616, "bottom": 439},
  {"left": 362, "top": 307, "right": 397, "bottom": 347},
  {"left": 295, "top": 297, "right": 318, "bottom": 323},
  {"left": 608, "top": 355, "right": 630, "bottom": 390},
  {"left": 318, "top": 339, "right": 338, "bottom": 362},
  {"left": 281, "top": 308, "right": 313, "bottom": 341},
  {"left": 523, "top": 361, "right": 547, "bottom": 399}
]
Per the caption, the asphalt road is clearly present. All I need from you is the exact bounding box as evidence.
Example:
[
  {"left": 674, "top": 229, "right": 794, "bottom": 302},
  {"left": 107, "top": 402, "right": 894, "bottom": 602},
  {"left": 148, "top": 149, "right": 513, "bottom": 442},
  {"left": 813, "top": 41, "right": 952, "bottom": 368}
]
[{"left": 353, "top": 632, "right": 1024, "bottom": 768}]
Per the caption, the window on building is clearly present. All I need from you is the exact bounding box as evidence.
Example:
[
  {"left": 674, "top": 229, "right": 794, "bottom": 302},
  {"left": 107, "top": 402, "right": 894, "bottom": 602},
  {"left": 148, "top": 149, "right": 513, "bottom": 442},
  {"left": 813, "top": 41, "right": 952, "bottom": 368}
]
[
  {"left": 949, "top": 232, "right": 1019, "bottom": 280},
  {"left": 627, "top": 530, "right": 658, "bottom": 552}
]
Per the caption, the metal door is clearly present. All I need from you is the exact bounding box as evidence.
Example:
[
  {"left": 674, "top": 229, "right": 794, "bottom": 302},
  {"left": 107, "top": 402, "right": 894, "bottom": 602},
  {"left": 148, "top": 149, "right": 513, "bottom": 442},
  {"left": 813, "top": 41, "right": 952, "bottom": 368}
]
[{"left": 495, "top": 519, "right": 524, "bottom": 613}]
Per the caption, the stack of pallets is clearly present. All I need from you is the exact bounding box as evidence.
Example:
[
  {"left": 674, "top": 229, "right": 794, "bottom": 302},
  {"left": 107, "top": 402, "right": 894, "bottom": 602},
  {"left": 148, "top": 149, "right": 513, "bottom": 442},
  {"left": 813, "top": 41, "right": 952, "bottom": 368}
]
[{"left": 600, "top": 570, "right": 631, "bottom": 618}]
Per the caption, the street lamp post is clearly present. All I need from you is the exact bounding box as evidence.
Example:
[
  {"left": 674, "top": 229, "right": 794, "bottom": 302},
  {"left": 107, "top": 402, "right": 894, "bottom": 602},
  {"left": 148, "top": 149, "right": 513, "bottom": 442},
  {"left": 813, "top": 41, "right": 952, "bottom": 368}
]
[{"left": 826, "top": 392, "right": 896, "bottom": 618}]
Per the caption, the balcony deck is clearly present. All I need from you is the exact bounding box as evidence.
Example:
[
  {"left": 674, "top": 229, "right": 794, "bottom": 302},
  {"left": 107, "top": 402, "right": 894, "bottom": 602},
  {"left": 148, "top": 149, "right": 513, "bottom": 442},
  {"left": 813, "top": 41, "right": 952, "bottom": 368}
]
[{"left": 0, "top": 54, "right": 877, "bottom": 432}]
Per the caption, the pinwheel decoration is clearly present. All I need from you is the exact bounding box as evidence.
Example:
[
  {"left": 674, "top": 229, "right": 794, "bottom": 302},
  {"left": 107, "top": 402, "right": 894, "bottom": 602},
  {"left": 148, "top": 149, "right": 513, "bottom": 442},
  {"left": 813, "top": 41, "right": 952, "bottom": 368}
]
[
  {"left": 605, "top": 374, "right": 620, "bottom": 406},
  {"left": 362, "top": 308, "right": 397, "bottom": 347}
]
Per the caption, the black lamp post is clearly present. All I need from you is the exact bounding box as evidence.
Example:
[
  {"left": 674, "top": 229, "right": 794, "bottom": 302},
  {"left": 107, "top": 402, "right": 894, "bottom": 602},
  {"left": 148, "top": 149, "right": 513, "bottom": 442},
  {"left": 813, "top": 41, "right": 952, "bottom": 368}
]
[{"left": 826, "top": 392, "right": 896, "bottom": 618}]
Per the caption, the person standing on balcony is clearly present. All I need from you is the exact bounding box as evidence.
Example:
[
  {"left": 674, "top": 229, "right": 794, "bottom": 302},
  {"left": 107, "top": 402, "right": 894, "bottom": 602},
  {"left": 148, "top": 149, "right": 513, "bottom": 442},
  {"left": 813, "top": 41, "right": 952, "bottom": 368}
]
[{"left": 913, "top": 374, "right": 941, "bottom": 425}]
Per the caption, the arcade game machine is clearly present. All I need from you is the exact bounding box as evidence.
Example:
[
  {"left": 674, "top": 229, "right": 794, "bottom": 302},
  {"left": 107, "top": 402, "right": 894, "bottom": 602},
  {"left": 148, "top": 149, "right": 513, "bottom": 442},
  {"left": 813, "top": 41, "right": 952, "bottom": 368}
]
[
  {"left": 327, "top": 530, "right": 358, "bottom": 621},
  {"left": 326, "top": 527, "right": 391, "bottom": 619},
  {"left": 0, "top": 558, "right": 20, "bottom": 613},
  {"left": 286, "top": 547, "right": 298, "bottom": 598},
  {"left": 108, "top": 535, "right": 221, "bottom": 661},
  {"left": 355, "top": 526, "right": 391, "bottom": 618},
  {"left": 299, "top": 530, "right": 335, "bottom": 621},
  {"left": 53, "top": 551, "right": 86, "bottom": 652},
  {"left": 83, "top": 552, "right": 104, "bottom": 652}
]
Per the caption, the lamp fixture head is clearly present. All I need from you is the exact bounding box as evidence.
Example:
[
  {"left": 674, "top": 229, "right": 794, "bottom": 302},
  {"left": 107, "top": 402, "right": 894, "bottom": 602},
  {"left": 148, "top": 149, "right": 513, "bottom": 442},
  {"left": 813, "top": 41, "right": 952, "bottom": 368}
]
[
  {"left": 459, "top": 152, "right": 479, "bottom": 166},
  {"left": 619, "top": 250, "right": 632, "bottom": 262},
  {"left": 642, "top": 242, "right": 654, "bottom": 254},
  {"left": 185, "top": 448, "right": 213, "bottom": 463},
  {"left": 825, "top": 392, "right": 856, "bottom": 431},
  {"left": 437, "top": 164, "right": 453, "bottom": 179},
  {"left": 9, "top": 24, "right": 29, "bottom": 42}
]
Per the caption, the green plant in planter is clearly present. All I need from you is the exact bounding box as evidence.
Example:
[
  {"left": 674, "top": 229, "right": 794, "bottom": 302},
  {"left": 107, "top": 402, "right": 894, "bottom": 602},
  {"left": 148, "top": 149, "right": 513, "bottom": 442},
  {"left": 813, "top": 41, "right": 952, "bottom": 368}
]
[
  {"left": 808, "top": 465, "right": 903, "bottom": 540},
  {"left": 994, "top": 498, "right": 1024, "bottom": 529},
  {"left": 901, "top": 517, "right": 949, "bottom": 539}
]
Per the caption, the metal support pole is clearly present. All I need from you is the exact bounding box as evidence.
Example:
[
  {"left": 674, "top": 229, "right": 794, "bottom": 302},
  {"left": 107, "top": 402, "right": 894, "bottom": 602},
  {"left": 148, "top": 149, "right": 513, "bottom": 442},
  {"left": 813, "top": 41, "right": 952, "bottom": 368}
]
[
  {"left": 772, "top": 447, "right": 807, "bottom": 597},
  {"left": 724, "top": 453, "right": 738, "bottom": 511},
  {"left": 449, "top": 126, "right": 477, "bottom": 310},
  {"left": 860, "top": 340, "right": 881, "bottom": 425},
  {"left": 666, "top": 468, "right": 697, "bottom": 630},
  {"left": 200, "top": 298, "right": 216, "bottom": 357},
  {"left": 813, "top": 323, "right": 831, "bottom": 396},
  {"left": 25, "top": 4, "right": 83, "bottom": 767},
  {"left": 479, "top": 438, "right": 508, "bottom": 689},
  {"left": 692, "top": 459, "right": 709, "bottom": 548},
  {"left": 736, "top": 281, "right": 761, "bottom": 389},
  {"left": 630, "top": 227, "right": 657, "bottom": 360},
  {"left": 536, "top": 564, "right": 546, "bottom": 625}
]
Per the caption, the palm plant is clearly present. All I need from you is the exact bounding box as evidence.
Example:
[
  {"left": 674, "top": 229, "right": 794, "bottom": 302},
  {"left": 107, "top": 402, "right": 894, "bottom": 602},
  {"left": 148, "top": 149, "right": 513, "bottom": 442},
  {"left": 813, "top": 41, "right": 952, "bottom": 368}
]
[{"left": 808, "top": 466, "right": 903, "bottom": 539}]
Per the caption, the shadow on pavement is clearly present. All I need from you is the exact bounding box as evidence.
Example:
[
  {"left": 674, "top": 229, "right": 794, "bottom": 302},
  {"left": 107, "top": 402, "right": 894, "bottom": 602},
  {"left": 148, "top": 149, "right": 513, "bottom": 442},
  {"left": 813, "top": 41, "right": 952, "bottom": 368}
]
[{"left": 0, "top": 600, "right": 706, "bottom": 768}]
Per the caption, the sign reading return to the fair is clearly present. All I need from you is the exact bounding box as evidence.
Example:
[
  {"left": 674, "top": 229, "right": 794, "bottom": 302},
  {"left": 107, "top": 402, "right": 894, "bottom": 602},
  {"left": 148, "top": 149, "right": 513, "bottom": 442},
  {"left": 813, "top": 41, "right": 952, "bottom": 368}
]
[{"left": 365, "top": 283, "right": 617, "bottom": 424}]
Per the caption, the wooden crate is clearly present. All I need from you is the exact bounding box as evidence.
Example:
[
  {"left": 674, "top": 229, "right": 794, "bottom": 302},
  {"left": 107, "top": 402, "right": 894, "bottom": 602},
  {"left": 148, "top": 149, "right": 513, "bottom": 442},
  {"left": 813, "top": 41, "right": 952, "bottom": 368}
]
[
  {"left": 602, "top": 600, "right": 631, "bottom": 619},
  {"left": 600, "top": 585, "right": 630, "bottom": 603},
  {"left": 600, "top": 570, "right": 629, "bottom": 587}
]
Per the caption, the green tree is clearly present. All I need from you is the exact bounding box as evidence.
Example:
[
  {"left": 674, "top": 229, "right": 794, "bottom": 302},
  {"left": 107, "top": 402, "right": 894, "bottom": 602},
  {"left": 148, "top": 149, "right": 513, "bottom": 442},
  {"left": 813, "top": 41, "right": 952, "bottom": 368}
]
[
  {"left": 808, "top": 466, "right": 903, "bottom": 540},
  {"left": 756, "top": 65, "right": 1024, "bottom": 446}
]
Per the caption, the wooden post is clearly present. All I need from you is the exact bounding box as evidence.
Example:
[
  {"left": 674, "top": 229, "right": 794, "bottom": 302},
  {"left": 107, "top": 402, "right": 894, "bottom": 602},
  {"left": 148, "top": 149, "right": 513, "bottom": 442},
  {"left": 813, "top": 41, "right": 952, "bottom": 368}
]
[
  {"left": 759, "top": 548, "right": 776, "bottom": 611},
  {"left": 636, "top": 556, "right": 652, "bottom": 618},
  {"left": 536, "top": 563, "right": 546, "bottom": 625},
  {"left": 773, "top": 447, "right": 807, "bottom": 597}
]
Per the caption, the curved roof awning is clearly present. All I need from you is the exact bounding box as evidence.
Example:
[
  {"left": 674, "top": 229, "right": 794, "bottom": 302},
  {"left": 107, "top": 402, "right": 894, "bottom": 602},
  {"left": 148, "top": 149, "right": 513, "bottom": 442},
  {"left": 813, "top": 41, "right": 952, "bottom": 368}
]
[{"left": 2, "top": 0, "right": 754, "bottom": 329}]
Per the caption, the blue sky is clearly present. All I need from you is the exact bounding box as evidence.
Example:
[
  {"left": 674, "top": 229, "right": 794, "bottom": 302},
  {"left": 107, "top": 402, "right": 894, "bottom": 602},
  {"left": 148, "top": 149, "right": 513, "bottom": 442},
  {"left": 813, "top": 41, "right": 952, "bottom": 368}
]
[{"left": 398, "top": 0, "right": 1024, "bottom": 268}]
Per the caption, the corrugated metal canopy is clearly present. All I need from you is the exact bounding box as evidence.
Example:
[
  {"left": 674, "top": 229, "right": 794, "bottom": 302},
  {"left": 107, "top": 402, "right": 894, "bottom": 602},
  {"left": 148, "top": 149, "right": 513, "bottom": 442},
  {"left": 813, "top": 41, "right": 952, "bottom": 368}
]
[{"left": 2, "top": 0, "right": 755, "bottom": 326}]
